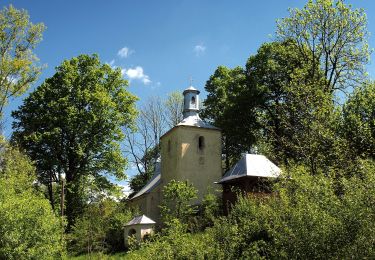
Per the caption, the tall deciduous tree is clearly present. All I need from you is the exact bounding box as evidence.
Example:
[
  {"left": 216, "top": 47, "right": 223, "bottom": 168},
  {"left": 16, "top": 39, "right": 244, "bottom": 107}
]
[
  {"left": 165, "top": 91, "right": 184, "bottom": 128},
  {"left": 203, "top": 41, "right": 339, "bottom": 174},
  {"left": 202, "top": 66, "right": 256, "bottom": 170},
  {"left": 0, "top": 5, "right": 45, "bottom": 119},
  {"left": 342, "top": 82, "right": 375, "bottom": 159},
  {"left": 276, "top": 0, "right": 370, "bottom": 93},
  {"left": 245, "top": 41, "right": 338, "bottom": 173},
  {"left": 125, "top": 92, "right": 184, "bottom": 195},
  {"left": 12, "top": 54, "right": 137, "bottom": 228},
  {"left": 124, "top": 96, "right": 166, "bottom": 196}
]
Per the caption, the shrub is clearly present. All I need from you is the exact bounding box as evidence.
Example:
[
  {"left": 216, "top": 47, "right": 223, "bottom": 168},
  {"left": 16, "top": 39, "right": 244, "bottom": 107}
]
[
  {"left": 0, "top": 141, "right": 63, "bottom": 259},
  {"left": 210, "top": 162, "right": 375, "bottom": 259},
  {"left": 69, "top": 199, "right": 136, "bottom": 255}
]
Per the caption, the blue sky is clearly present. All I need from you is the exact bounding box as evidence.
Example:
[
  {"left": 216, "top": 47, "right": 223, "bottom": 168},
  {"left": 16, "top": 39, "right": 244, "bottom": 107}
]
[
  {"left": 3, "top": 0, "right": 375, "bottom": 136},
  {"left": 2, "top": 0, "right": 375, "bottom": 191}
]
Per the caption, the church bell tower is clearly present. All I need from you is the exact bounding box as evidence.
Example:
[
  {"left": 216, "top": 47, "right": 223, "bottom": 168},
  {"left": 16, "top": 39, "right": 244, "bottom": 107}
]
[
  {"left": 160, "top": 85, "right": 222, "bottom": 202},
  {"left": 182, "top": 86, "right": 200, "bottom": 118}
]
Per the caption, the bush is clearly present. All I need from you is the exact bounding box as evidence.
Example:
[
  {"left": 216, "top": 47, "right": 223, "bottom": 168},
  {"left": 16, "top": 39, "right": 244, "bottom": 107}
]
[
  {"left": 69, "top": 199, "right": 136, "bottom": 255},
  {"left": 160, "top": 180, "right": 198, "bottom": 226},
  {"left": 0, "top": 141, "right": 63, "bottom": 259},
  {"left": 126, "top": 220, "right": 219, "bottom": 260},
  {"left": 209, "top": 162, "right": 375, "bottom": 259}
]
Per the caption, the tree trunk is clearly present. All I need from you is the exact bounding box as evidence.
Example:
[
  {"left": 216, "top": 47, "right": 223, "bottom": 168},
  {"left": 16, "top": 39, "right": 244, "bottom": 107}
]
[
  {"left": 65, "top": 172, "right": 83, "bottom": 231},
  {"left": 48, "top": 173, "right": 55, "bottom": 211}
]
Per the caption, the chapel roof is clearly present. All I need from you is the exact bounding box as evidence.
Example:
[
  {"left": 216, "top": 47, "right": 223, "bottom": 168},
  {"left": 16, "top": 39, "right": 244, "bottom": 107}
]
[
  {"left": 217, "top": 154, "right": 281, "bottom": 184},
  {"left": 125, "top": 215, "right": 156, "bottom": 226}
]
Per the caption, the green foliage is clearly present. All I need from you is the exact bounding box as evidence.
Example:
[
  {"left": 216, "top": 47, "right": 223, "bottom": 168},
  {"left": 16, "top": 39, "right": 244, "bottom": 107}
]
[
  {"left": 160, "top": 180, "right": 198, "bottom": 226},
  {"left": 12, "top": 54, "right": 137, "bottom": 227},
  {"left": 128, "top": 145, "right": 158, "bottom": 196},
  {"left": 126, "top": 227, "right": 218, "bottom": 260},
  {"left": 0, "top": 5, "right": 45, "bottom": 118},
  {"left": 128, "top": 170, "right": 153, "bottom": 197},
  {"left": 203, "top": 41, "right": 339, "bottom": 173},
  {"left": 200, "top": 191, "right": 221, "bottom": 228},
  {"left": 209, "top": 162, "right": 375, "bottom": 259},
  {"left": 69, "top": 199, "right": 136, "bottom": 255},
  {"left": 343, "top": 82, "right": 375, "bottom": 159},
  {"left": 0, "top": 141, "right": 64, "bottom": 259},
  {"left": 202, "top": 65, "right": 254, "bottom": 169},
  {"left": 277, "top": 0, "right": 370, "bottom": 92},
  {"left": 246, "top": 40, "right": 337, "bottom": 170}
]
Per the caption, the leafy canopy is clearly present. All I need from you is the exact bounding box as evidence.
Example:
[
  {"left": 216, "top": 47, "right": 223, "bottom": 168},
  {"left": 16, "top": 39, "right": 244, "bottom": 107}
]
[
  {"left": 12, "top": 54, "right": 137, "bottom": 226},
  {"left": 0, "top": 5, "right": 45, "bottom": 118},
  {"left": 276, "top": 0, "right": 370, "bottom": 93}
]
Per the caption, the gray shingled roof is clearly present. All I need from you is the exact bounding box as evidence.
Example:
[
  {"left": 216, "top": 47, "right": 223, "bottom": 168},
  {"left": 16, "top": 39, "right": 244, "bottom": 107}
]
[
  {"left": 125, "top": 215, "right": 156, "bottom": 226},
  {"left": 217, "top": 154, "right": 281, "bottom": 184},
  {"left": 177, "top": 114, "right": 220, "bottom": 130}
]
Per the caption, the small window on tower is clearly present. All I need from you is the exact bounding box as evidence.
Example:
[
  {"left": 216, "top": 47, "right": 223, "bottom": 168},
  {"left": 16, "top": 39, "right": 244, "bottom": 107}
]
[
  {"left": 198, "top": 136, "right": 205, "bottom": 150},
  {"left": 191, "top": 96, "right": 196, "bottom": 105},
  {"left": 168, "top": 140, "right": 171, "bottom": 153}
]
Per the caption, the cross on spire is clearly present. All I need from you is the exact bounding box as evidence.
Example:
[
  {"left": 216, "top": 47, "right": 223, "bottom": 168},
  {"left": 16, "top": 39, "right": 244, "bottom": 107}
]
[{"left": 189, "top": 75, "right": 194, "bottom": 86}]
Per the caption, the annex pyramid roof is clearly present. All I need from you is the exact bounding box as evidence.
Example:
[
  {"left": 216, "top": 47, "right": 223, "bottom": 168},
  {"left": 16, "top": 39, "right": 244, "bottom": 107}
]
[
  {"left": 125, "top": 215, "right": 156, "bottom": 226},
  {"left": 217, "top": 154, "right": 281, "bottom": 184}
]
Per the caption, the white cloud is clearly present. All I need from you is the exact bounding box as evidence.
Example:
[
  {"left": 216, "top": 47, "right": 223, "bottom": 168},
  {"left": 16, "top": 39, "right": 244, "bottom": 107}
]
[
  {"left": 119, "top": 183, "right": 132, "bottom": 196},
  {"left": 117, "top": 46, "right": 134, "bottom": 58},
  {"left": 123, "top": 66, "right": 151, "bottom": 85},
  {"left": 193, "top": 44, "right": 206, "bottom": 56}
]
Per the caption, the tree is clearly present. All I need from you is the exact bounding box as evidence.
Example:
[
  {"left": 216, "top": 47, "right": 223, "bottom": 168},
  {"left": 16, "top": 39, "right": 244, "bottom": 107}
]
[
  {"left": 276, "top": 0, "right": 370, "bottom": 93},
  {"left": 202, "top": 66, "right": 257, "bottom": 170},
  {"left": 12, "top": 54, "right": 137, "bottom": 228},
  {"left": 125, "top": 96, "right": 166, "bottom": 178},
  {"left": 0, "top": 5, "right": 45, "bottom": 119},
  {"left": 125, "top": 92, "right": 184, "bottom": 195},
  {"left": 160, "top": 180, "right": 198, "bottom": 226},
  {"left": 245, "top": 41, "right": 339, "bottom": 173},
  {"left": 70, "top": 198, "right": 135, "bottom": 255},
  {"left": 342, "top": 82, "right": 375, "bottom": 159},
  {"left": 203, "top": 41, "right": 338, "bottom": 173},
  {"left": 165, "top": 91, "right": 184, "bottom": 128},
  {"left": 0, "top": 140, "right": 63, "bottom": 259}
]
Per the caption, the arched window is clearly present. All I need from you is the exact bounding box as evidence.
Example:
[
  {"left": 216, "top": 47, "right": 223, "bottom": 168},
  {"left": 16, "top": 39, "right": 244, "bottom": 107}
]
[
  {"left": 191, "top": 96, "right": 196, "bottom": 105},
  {"left": 198, "top": 136, "right": 205, "bottom": 150}
]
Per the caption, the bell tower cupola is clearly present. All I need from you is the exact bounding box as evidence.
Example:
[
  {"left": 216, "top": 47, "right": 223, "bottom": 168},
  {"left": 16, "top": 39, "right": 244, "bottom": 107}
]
[{"left": 182, "top": 86, "right": 200, "bottom": 119}]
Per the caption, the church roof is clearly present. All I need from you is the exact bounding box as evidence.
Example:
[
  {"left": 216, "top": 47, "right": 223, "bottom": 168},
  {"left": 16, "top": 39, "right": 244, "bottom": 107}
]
[
  {"left": 125, "top": 215, "right": 156, "bottom": 226},
  {"left": 217, "top": 154, "right": 281, "bottom": 184},
  {"left": 130, "top": 162, "right": 161, "bottom": 200},
  {"left": 177, "top": 115, "right": 220, "bottom": 130},
  {"left": 183, "top": 86, "right": 200, "bottom": 94}
]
